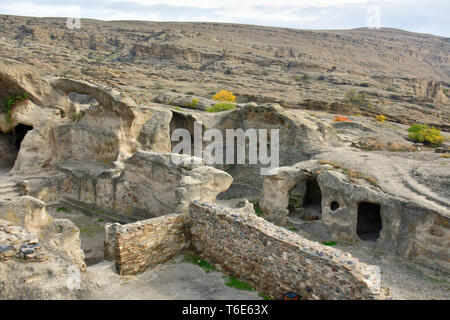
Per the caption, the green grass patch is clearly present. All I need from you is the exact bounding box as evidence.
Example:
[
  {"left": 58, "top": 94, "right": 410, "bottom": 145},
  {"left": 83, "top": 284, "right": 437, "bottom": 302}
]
[
  {"left": 72, "top": 110, "right": 85, "bottom": 122},
  {"left": 104, "top": 52, "right": 120, "bottom": 60},
  {"left": 322, "top": 241, "right": 338, "bottom": 246},
  {"left": 288, "top": 195, "right": 302, "bottom": 210},
  {"left": 426, "top": 276, "right": 448, "bottom": 284},
  {"left": 206, "top": 103, "right": 236, "bottom": 113},
  {"left": 223, "top": 276, "right": 255, "bottom": 291},
  {"left": 57, "top": 207, "right": 71, "bottom": 213},
  {"left": 189, "top": 98, "right": 199, "bottom": 108},
  {"left": 183, "top": 253, "right": 216, "bottom": 273},
  {"left": 258, "top": 292, "right": 272, "bottom": 300},
  {"left": 250, "top": 200, "right": 262, "bottom": 216},
  {"left": 288, "top": 227, "right": 299, "bottom": 232}
]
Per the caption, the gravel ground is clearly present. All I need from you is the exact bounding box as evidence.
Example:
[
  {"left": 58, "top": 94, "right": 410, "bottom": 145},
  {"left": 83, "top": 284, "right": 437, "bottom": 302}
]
[
  {"left": 87, "top": 259, "right": 263, "bottom": 300},
  {"left": 334, "top": 241, "right": 449, "bottom": 300}
]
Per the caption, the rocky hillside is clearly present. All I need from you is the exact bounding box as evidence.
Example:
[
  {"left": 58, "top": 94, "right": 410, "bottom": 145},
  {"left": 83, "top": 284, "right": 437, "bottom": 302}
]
[{"left": 0, "top": 14, "right": 449, "bottom": 129}]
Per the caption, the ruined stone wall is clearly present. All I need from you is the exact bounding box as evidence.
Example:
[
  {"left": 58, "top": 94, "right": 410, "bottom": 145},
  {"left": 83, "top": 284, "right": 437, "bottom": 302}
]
[
  {"left": 114, "top": 213, "right": 188, "bottom": 275},
  {"left": 190, "top": 202, "right": 385, "bottom": 300}
]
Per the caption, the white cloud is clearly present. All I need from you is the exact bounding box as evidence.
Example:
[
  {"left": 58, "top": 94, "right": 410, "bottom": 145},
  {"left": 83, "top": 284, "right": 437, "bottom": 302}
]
[{"left": 108, "top": 0, "right": 406, "bottom": 9}]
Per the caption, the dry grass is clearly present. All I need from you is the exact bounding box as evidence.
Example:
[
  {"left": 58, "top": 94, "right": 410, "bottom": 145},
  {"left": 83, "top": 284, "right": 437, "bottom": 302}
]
[{"left": 317, "top": 159, "right": 342, "bottom": 168}]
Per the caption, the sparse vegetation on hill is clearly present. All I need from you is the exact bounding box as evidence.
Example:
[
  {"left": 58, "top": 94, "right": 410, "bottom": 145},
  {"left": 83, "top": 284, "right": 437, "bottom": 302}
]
[{"left": 345, "top": 89, "right": 371, "bottom": 108}]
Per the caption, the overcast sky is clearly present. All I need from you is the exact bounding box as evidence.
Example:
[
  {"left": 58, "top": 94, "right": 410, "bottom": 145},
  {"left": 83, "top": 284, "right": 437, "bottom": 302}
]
[{"left": 0, "top": 0, "right": 448, "bottom": 37}]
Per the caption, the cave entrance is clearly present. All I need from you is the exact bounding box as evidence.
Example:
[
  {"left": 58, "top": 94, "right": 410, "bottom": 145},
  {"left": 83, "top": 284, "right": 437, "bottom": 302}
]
[
  {"left": 0, "top": 124, "right": 33, "bottom": 174},
  {"left": 14, "top": 124, "right": 33, "bottom": 149},
  {"left": 304, "top": 179, "right": 322, "bottom": 207},
  {"left": 288, "top": 178, "right": 322, "bottom": 222},
  {"left": 357, "top": 202, "right": 382, "bottom": 241}
]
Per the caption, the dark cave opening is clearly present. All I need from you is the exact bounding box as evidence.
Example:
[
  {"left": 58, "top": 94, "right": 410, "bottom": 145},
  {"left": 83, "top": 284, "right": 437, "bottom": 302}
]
[
  {"left": 169, "top": 112, "right": 196, "bottom": 153},
  {"left": 357, "top": 202, "right": 382, "bottom": 241},
  {"left": 0, "top": 124, "right": 33, "bottom": 173},
  {"left": 14, "top": 124, "right": 33, "bottom": 149},
  {"left": 288, "top": 178, "right": 323, "bottom": 221},
  {"left": 303, "top": 179, "right": 322, "bottom": 207}
]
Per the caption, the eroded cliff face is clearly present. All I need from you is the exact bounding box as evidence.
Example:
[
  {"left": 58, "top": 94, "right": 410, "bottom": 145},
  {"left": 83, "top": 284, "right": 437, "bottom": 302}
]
[{"left": 408, "top": 78, "right": 448, "bottom": 104}]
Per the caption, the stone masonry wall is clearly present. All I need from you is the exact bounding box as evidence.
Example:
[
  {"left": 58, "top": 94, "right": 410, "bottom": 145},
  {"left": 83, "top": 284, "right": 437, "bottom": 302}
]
[
  {"left": 114, "top": 213, "right": 188, "bottom": 275},
  {"left": 190, "top": 202, "right": 386, "bottom": 300}
]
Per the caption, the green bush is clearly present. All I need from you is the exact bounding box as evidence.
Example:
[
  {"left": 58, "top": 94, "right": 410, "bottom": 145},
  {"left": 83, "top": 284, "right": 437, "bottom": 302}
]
[
  {"left": 206, "top": 103, "right": 236, "bottom": 113},
  {"left": 3, "top": 93, "right": 29, "bottom": 123},
  {"left": 407, "top": 124, "right": 444, "bottom": 146}
]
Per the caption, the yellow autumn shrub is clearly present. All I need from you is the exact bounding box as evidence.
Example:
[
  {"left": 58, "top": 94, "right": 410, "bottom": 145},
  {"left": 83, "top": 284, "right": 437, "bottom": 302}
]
[{"left": 213, "top": 90, "right": 236, "bottom": 103}]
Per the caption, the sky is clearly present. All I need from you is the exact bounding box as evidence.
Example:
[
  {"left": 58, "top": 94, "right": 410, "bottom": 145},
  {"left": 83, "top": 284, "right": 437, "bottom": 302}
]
[{"left": 0, "top": 0, "right": 448, "bottom": 37}]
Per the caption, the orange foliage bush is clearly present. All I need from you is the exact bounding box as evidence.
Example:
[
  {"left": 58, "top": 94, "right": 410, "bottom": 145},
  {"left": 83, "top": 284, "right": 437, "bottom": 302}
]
[{"left": 333, "top": 116, "right": 351, "bottom": 122}]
